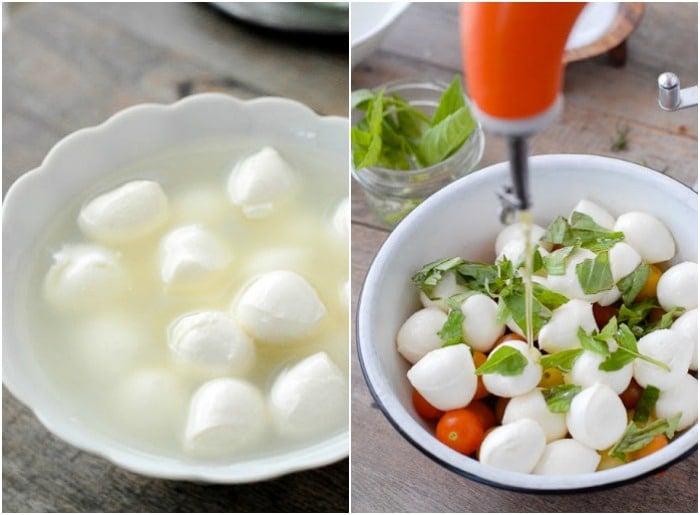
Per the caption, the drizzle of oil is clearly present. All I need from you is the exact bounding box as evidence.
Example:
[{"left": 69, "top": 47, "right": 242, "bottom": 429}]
[{"left": 519, "top": 209, "right": 535, "bottom": 349}]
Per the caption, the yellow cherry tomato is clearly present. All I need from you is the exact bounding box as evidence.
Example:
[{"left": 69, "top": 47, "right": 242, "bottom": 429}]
[
  {"left": 538, "top": 367, "right": 564, "bottom": 388},
  {"left": 635, "top": 263, "right": 662, "bottom": 301}
]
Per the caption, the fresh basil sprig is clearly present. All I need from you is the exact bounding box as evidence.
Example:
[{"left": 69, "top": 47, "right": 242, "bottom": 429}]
[
  {"left": 633, "top": 385, "right": 660, "bottom": 423},
  {"left": 539, "top": 348, "right": 584, "bottom": 372},
  {"left": 576, "top": 251, "right": 615, "bottom": 294},
  {"left": 411, "top": 257, "right": 465, "bottom": 297},
  {"left": 474, "top": 345, "right": 527, "bottom": 376},
  {"left": 617, "top": 262, "right": 650, "bottom": 305},
  {"left": 608, "top": 414, "right": 682, "bottom": 462},
  {"left": 542, "top": 212, "right": 624, "bottom": 251},
  {"left": 438, "top": 309, "right": 465, "bottom": 346},
  {"left": 542, "top": 384, "right": 582, "bottom": 413},
  {"left": 597, "top": 322, "right": 671, "bottom": 372}
]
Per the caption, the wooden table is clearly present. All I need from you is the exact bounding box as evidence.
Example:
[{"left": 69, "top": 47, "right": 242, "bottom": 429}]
[
  {"left": 351, "top": 3, "right": 697, "bottom": 513},
  {"left": 2, "top": 3, "right": 348, "bottom": 512}
]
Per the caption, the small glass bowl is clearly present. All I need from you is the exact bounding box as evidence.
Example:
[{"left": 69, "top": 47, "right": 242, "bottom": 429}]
[{"left": 352, "top": 78, "right": 485, "bottom": 229}]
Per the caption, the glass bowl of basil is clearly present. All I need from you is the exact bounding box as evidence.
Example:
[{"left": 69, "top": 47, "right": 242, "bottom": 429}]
[{"left": 351, "top": 76, "right": 484, "bottom": 229}]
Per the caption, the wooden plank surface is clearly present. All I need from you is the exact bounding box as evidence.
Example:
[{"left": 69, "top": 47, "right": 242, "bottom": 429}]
[
  {"left": 2, "top": 3, "right": 348, "bottom": 512},
  {"left": 351, "top": 3, "right": 698, "bottom": 513}
]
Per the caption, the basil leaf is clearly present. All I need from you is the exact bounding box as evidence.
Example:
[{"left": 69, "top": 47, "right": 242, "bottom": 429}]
[
  {"left": 598, "top": 316, "right": 619, "bottom": 340},
  {"left": 633, "top": 385, "right": 660, "bottom": 423},
  {"left": 444, "top": 291, "right": 475, "bottom": 311},
  {"left": 532, "top": 282, "right": 569, "bottom": 311},
  {"left": 457, "top": 262, "right": 498, "bottom": 294},
  {"left": 617, "top": 262, "right": 650, "bottom": 305},
  {"left": 645, "top": 306, "right": 685, "bottom": 334},
  {"left": 543, "top": 216, "right": 572, "bottom": 245},
  {"left": 544, "top": 246, "right": 576, "bottom": 276},
  {"left": 439, "top": 309, "right": 465, "bottom": 346},
  {"left": 578, "top": 327, "right": 610, "bottom": 356},
  {"left": 417, "top": 105, "right": 477, "bottom": 167},
  {"left": 351, "top": 89, "right": 376, "bottom": 110},
  {"left": 608, "top": 414, "right": 682, "bottom": 462},
  {"left": 431, "top": 75, "right": 466, "bottom": 126},
  {"left": 576, "top": 251, "right": 614, "bottom": 294},
  {"left": 569, "top": 211, "right": 612, "bottom": 232},
  {"left": 599, "top": 324, "right": 671, "bottom": 372},
  {"left": 539, "top": 348, "right": 584, "bottom": 372},
  {"left": 475, "top": 345, "right": 527, "bottom": 376},
  {"left": 543, "top": 384, "right": 582, "bottom": 413},
  {"left": 543, "top": 213, "right": 623, "bottom": 251},
  {"left": 412, "top": 257, "right": 465, "bottom": 296}
]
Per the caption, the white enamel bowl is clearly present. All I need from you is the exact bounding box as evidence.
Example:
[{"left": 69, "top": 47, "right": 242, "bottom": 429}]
[
  {"left": 356, "top": 154, "right": 697, "bottom": 491},
  {"left": 2, "top": 94, "right": 349, "bottom": 483}
]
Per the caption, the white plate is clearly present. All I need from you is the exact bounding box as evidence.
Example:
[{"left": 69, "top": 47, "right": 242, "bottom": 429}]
[{"left": 351, "top": 2, "right": 410, "bottom": 66}]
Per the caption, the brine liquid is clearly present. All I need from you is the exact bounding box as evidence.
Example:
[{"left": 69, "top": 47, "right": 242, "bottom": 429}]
[
  {"left": 18, "top": 139, "right": 349, "bottom": 462},
  {"left": 520, "top": 209, "right": 535, "bottom": 349}
]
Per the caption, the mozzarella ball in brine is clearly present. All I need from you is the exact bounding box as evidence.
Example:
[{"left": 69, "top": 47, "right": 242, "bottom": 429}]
[
  {"left": 407, "top": 344, "right": 476, "bottom": 411},
  {"left": 185, "top": 378, "right": 266, "bottom": 455},
  {"left": 570, "top": 199, "right": 616, "bottom": 230},
  {"left": 614, "top": 211, "right": 675, "bottom": 263},
  {"left": 44, "top": 244, "right": 128, "bottom": 311},
  {"left": 566, "top": 350, "right": 632, "bottom": 394},
  {"left": 502, "top": 388, "right": 567, "bottom": 442},
  {"left": 159, "top": 225, "right": 233, "bottom": 292},
  {"left": 538, "top": 299, "right": 597, "bottom": 354},
  {"left": 396, "top": 307, "right": 448, "bottom": 364},
  {"left": 235, "top": 270, "right": 326, "bottom": 345},
  {"left": 227, "top": 146, "right": 297, "bottom": 219},
  {"left": 654, "top": 374, "right": 698, "bottom": 431},
  {"left": 168, "top": 311, "right": 254, "bottom": 376},
  {"left": 269, "top": 352, "right": 347, "bottom": 438},
  {"left": 482, "top": 340, "right": 542, "bottom": 398},
  {"left": 566, "top": 382, "right": 627, "bottom": 450},
  {"left": 533, "top": 439, "right": 601, "bottom": 475},
  {"left": 479, "top": 419, "right": 546, "bottom": 473},
  {"left": 633, "top": 329, "right": 692, "bottom": 391},
  {"left": 542, "top": 248, "right": 606, "bottom": 303},
  {"left": 332, "top": 197, "right": 349, "bottom": 240},
  {"left": 656, "top": 262, "right": 698, "bottom": 312},
  {"left": 671, "top": 309, "right": 698, "bottom": 371},
  {"left": 460, "top": 293, "right": 505, "bottom": 353},
  {"left": 78, "top": 180, "right": 168, "bottom": 244}
]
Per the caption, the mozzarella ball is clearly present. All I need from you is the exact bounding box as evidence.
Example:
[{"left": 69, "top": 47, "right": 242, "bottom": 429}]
[
  {"left": 570, "top": 199, "right": 616, "bottom": 230},
  {"left": 159, "top": 225, "right": 233, "bottom": 292},
  {"left": 340, "top": 280, "right": 350, "bottom": 309},
  {"left": 634, "top": 329, "right": 693, "bottom": 391},
  {"left": 44, "top": 244, "right": 128, "bottom": 311},
  {"left": 671, "top": 309, "right": 697, "bottom": 371},
  {"left": 538, "top": 299, "right": 597, "bottom": 354},
  {"left": 332, "top": 197, "right": 349, "bottom": 239},
  {"left": 235, "top": 270, "right": 327, "bottom": 345},
  {"left": 78, "top": 180, "right": 168, "bottom": 244},
  {"left": 494, "top": 222, "right": 548, "bottom": 256},
  {"left": 614, "top": 212, "right": 675, "bottom": 263},
  {"left": 608, "top": 242, "right": 642, "bottom": 282},
  {"left": 185, "top": 378, "right": 266, "bottom": 454},
  {"left": 566, "top": 350, "right": 632, "bottom": 394},
  {"left": 654, "top": 374, "right": 698, "bottom": 431},
  {"left": 533, "top": 439, "right": 601, "bottom": 475},
  {"left": 478, "top": 419, "right": 546, "bottom": 473},
  {"left": 502, "top": 389, "right": 567, "bottom": 442},
  {"left": 269, "top": 352, "right": 347, "bottom": 438},
  {"left": 168, "top": 311, "right": 254, "bottom": 376},
  {"left": 407, "top": 344, "right": 476, "bottom": 410},
  {"left": 227, "top": 146, "right": 297, "bottom": 219},
  {"left": 482, "top": 340, "right": 542, "bottom": 398},
  {"left": 460, "top": 293, "right": 505, "bottom": 353},
  {"left": 543, "top": 248, "right": 607, "bottom": 303},
  {"left": 566, "top": 382, "right": 628, "bottom": 450},
  {"left": 656, "top": 262, "right": 698, "bottom": 312},
  {"left": 419, "top": 271, "right": 469, "bottom": 312},
  {"left": 115, "top": 368, "right": 187, "bottom": 437},
  {"left": 396, "top": 307, "right": 448, "bottom": 364},
  {"left": 75, "top": 313, "right": 151, "bottom": 383}
]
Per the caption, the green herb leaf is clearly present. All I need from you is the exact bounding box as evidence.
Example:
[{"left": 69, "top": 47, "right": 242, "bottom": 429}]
[
  {"left": 608, "top": 414, "right": 681, "bottom": 462},
  {"left": 544, "top": 246, "right": 576, "bottom": 276},
  {"left": 444, "top": 291, "right": 475, "bottom": 311},
  {"left": 475, "top": 345, "right": 527, "bottom": 376},
  {"left": 351, "top": 89, "right": 376, "bottom": 109},
  {"left": 431, "top": 75, "right": 466, "bottom": 126},
  {"left": 539, "top": 348, "right": 584, "bottom": 372},
  {"left": 617, "top": 262, "right": 650, "bottom": 305},
  {"left": 543, "top": 213, "right": 624, "bottom": 251},
  {"left": 598, "top": 324, "right": 671, "bottom": 372},
  {"left": 576, "top": 251, "right": 614, "bottom": 294},
  {"left": 456, "top": 262, "right": 498, "bottom": 294},
  {"left": 578, "top": 327, "right": 610, "bottom": 356},
  {"left": 532, "top": 283, "right": 569, "bottom": 311},
  {"left": 439, "top": 309, "right": 465, "bottom": 346},
  {"left": 417, "top": 106, "right": 476, "bottom": 167},
  {"left": 411, "top": 257, "right": 465, "bottom": 296},
  {"left": 599, "top": 316, "right": 619, "bottom": 340},
  {"left": 633, "top": 385, "right": 660, "bottom": 423},
  {"left": 645, "top": 306, "right": 685, "bottom": 334},
  {"left": 542, "top": 384, "right": 582, "bottom": 413},
  {"left": 543, "top": 216, "right": 571, "bottom": 245}
]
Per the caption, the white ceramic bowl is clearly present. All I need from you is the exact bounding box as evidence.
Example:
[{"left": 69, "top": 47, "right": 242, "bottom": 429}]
[
  {"left": 351, "top": 2, "right": 410, "bottom": 66},
  {"left": 357, "top": 154, "right": 697, "bottom": 491},
  {"left": 2, "top": 93, "right": 349, "bottom": 483}
]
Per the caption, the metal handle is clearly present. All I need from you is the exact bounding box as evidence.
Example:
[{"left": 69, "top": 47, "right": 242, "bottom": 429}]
[{"left": 658, "top": 72, "right": 698, "bottom": 111}]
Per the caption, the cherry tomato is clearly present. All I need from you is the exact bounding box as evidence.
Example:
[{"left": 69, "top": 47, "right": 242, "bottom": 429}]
[
  {"left": 649, "top": 307, "right": 665, "bottom": 323},
  {"left": 629, "top": 434, "right": 668, "bottom": 461},
  {"left": 494, "top": 395, "right": 510, "bottom": 423},
  {"left": 619, "top": 379, "right": 644, "bottom": 409},
  {"left": 466, "top": 399, "right": 497, "bottom": 430},
  {"left": 472, "top": 351, "right": 489, "bottom": 400},
  {"left": 435, "top": 409, "right": 485, "bottom": 455},
  {"left": 592, "top": 302, "right": 619, "bottom": 329},
  {"left": 412, "top": 388, "right": 443, "bottom": 420},
  {"left": 538, "top": 367, "right": 564, "bottom": 388},
  {"left": 494, "top": 332, "right": 526, "bottom": 345},
  {"left": 635, "top": 263, "right": 662, "bottom": 301}
]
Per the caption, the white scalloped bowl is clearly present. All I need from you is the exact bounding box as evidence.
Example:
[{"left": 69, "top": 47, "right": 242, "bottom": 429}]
[
  {"left": 357, "top": 154, "right": 697, "bottom": 492},
  {"left": 2, "top": 94, "right": 349, "bottom": 483}
]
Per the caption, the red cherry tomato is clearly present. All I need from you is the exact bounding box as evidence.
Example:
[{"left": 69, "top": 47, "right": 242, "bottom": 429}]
[
  {"left": 435, "top": 409, "right": 485, "bottom": 455},
  {"left": 472, "top": 351, "right": 490, "bottom": 400},
  {"left": 619, "top": 379, "right": 644, "bottom": 409},
  {"left": 466, "top": 399, "right": 497, "bottom": 430},
  {"left": 592, "top": 303, "right": 619, "bottom": 329},
  {"left": 412, "top": 389, "right": 444, "bottom": 420}
]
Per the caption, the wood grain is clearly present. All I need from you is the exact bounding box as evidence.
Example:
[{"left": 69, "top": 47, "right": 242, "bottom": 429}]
[
  {"left": 2, "top": 3, "right": 348, "bottom": 512},
  {"left": 351, "top": 3, "right": 698, "bottom": 513}
]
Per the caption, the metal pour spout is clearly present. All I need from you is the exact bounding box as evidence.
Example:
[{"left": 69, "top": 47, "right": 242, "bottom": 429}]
[
  {"left": 658, "top": 72, "right": 698, "bottom": 111},
  {"left": 498, "top": 136, "right": 531, "bottom": 224}
]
